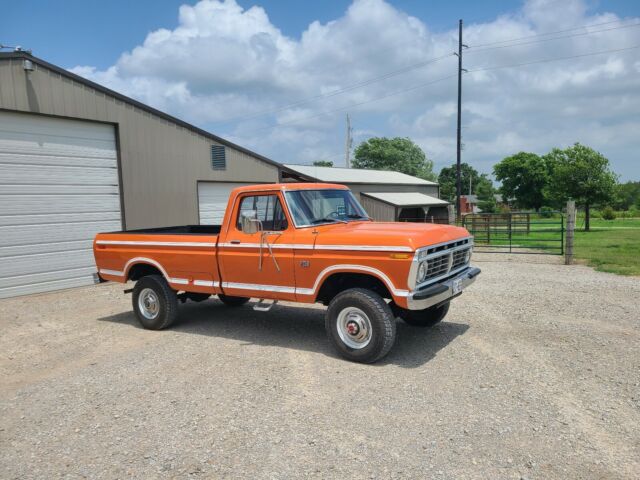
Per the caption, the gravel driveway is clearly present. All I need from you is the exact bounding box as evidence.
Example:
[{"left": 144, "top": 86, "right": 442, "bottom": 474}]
[{"left": 1, "top": 254, "right": 639, "bottom": 479}]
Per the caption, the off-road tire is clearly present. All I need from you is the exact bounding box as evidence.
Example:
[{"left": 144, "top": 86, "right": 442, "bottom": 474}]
[
  {"left": 132, "top": 275, "right": 178, "bottom": 330},
  {"left": 326, "top": 288, "right": 396, "bottom": 363},
  {"left": 218, "top": 294, "right": 250, "bottom": 307},
  {"left": 392, "top": 301, "right": 450, "bottom": 327}
]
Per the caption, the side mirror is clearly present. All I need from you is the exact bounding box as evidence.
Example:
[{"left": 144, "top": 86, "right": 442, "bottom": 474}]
[{"left": 241, "top": 211, "right": 262, "bottom": 234}]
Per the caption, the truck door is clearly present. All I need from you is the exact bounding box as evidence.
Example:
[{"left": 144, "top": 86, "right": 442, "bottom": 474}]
[{"left": 218, "top": 191, "right": 297, "bottom": 301}]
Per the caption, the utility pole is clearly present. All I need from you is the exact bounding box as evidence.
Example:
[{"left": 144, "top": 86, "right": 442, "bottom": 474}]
[
  {"left": 454, "top": 19, "right": 467, "bottom": 221},
  {"left": 344, "top": 113, "right": 353, "bottom": 168}
]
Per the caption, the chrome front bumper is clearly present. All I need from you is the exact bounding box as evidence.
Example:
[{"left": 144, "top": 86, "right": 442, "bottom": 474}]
[{"left": 405, "top": 266, "right": 481, "bottom": 310}]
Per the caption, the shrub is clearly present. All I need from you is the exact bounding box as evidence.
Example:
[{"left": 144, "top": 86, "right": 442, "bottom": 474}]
[
  {"left": 601, "top": 206, "right": 616, "bottom": 220},
  {"left": 539, "top": 206, "right": 554, "bottom": 218}
]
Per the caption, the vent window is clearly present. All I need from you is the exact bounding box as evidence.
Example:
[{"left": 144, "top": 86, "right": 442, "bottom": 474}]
[{"left": 211, "top": 145, "right": 226, "bottom": 170}]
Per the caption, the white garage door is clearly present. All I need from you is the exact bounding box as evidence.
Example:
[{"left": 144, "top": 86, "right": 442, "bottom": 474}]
[
  {"left": 198, "top": 182, "right": 260, "bottom": 225},
  {"left": 0, "top": 111, "right": 121, "bottom": 299}
]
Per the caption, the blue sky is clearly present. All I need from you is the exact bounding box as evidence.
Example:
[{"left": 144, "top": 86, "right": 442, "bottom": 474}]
[{"left": 2, "top": 0, "right": 639, "bottom": 179}]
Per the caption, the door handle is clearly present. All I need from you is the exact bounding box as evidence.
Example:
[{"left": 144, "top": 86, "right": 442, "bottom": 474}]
[{"left": 230, "top": 240, "right": 241, "bottom": 244}]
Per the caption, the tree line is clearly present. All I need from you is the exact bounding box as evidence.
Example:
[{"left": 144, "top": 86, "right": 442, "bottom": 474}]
[{"left": 314, "top": 137, "right": 636, "bottom": 231}]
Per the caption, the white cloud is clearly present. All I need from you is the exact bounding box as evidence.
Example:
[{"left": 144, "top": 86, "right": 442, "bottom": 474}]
[{"left": 70, "top": 0, "right": 640, "bottom": 179}]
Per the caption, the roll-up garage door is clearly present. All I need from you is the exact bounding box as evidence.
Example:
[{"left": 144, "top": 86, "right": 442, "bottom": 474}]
[
  {"left": 0, "top": 111, "right": 122, "bottom": 298},
  {"left": 198, "top": 182, "right": 259, "bottom": 225}
]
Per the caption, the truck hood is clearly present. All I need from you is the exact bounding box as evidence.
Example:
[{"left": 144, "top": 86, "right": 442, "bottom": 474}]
[{"left": 312, "top": 221, "right": 470, "bottom": 252}]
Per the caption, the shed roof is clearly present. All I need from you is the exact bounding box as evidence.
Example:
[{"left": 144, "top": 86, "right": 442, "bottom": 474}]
[
  {"left": 362, "top": 192, "right": 449, "bottom": 207},
  {"left": 283, "top": 164, "right": 437, "bottom": 185}
]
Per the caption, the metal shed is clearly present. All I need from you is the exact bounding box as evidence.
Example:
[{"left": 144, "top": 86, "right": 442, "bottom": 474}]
[{"left": 360, "top": 192, "right": 450, "bottom": 222}]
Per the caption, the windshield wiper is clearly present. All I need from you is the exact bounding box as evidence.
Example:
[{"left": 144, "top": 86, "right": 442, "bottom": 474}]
[
  {"left": 311, "top": 217, "right": 347, "bottom": 224},
  {"left": 345, "top": 214, "right": 371, "bottom": 220}
]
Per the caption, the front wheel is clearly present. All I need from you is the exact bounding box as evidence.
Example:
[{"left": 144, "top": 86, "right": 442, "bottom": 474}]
[
  {"left": 392, "top": 301, "right": 450, "bottom": 327},
  {"left": 326, "top": 288, "right": 396, "bottom": 363}
]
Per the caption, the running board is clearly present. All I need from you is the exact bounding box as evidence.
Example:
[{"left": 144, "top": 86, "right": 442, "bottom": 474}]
[{"left": 253, "top": 299, "right": 277, "bottom": 312}]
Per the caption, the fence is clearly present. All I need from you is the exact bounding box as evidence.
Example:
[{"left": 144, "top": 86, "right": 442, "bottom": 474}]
[{"left": 462, "top": 211, "right": 565, "bottom": 255}]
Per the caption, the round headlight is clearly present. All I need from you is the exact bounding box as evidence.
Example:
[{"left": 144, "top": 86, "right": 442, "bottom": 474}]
[
  {"left": 417, "top": 261, "right": 428, "bottom": 282},
  {"left": 465, "top": 248, "right": 472, "bottom": 263}
]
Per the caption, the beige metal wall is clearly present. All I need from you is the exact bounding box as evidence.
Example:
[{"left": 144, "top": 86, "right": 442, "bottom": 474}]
[
  {"left": 0, "top": 58, "right": 280, "bottom": 229},
  {"left": 360, "top": 196, "right": 396, "bottom": 222},
  {"left": 347, "top": 183, "right": 439, "bottom": 202}
]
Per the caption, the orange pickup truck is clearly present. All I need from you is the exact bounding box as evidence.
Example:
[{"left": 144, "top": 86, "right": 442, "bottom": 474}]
[{"left": 94, "top": 183, "right": 479, "bottom": 363}]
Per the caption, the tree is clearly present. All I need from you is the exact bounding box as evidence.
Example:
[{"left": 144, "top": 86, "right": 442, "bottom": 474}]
[
  {"left": 613, "top": 181, "right": 640, "bottom": 211},
  {"left": 353, "top": 137, "right": 436, "bottom": 181},
  {"left": 438, "top": 162, "right": 483, "bottom": 202},
  {"left": 545, "top": 143, "right": 617, "bottom": 231},
  {"left": 493, "top": 152, "right": 548, "bottom": 211},
  {"left": 476, "top": 174, "right": 496, "bottom": 213},
  {"left": 313, "top": 160, "right": 333, "bottom": 167}
]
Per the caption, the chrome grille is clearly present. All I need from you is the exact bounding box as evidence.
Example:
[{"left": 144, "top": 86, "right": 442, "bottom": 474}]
[
  {"left": 452, "top": 248, "right": 469, "bottom": 269},
  {"left": 426, "top": 254, "right": 450, "bottom": 279},
  {"left": 420, "top": 238, "right": 472, "bottom": 284}
]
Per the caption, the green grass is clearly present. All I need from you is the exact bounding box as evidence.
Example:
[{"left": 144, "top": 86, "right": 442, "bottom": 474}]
[
  {"left": 573, "top": 223, "right": 640, "bottom": 276},
  {"left": 464, "top": 215, "right": 640, "bottom": 276}
]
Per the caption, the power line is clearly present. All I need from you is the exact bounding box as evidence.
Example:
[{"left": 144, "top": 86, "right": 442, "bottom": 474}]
[
  {"left": 467, "top": 44, "right": 640, "bottom": 73},
  {"left": 467, "top": 22, "right": 640, "bottom": 53},
  {"left": 241, "top": 43, "right": 639, "bottom": 135},
  {"left": 469, "top": 18, "right": 629, "bottom": 48},
  {"left": 212, "top": 52, "right": 454, "bottom": 126}
]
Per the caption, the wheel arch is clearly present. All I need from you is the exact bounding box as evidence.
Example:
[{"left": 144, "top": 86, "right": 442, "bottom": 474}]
[
  {"left": 125, "top": 257, "right": 169, "bottom": 282},
  {"left": 314, "top": 267, "right": 396, "bottom": 305}
]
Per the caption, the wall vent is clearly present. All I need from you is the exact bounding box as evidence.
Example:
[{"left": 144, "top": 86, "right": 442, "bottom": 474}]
[{"left": 211, "top": 145, "right": 226, "bottom": 170}]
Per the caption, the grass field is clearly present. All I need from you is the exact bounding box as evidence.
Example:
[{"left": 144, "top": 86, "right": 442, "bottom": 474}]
[
  {"left": 465, "top": 214, "right": 640, "bottom": 276},
  {"left": 573, "top": 217, "right": 640, "bottom": 276}
]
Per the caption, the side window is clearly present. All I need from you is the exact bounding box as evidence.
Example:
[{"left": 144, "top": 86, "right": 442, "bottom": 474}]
[{"left": 236, "top": 195, "right": 288, "bottom": 232}]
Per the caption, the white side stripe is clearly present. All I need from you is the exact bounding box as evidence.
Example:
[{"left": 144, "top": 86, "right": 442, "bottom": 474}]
[
  {"left": 314, "top": 245, "right": 413, "bottom": 252},
  {"left": 97, "top": 240, "right": 216, "bottom": 247},
  {"left": 98, "top": 239, "right": 412, "bottom": 252},
  {"left": 218, "top": 243, "right": 412, "bottom": 252},
  {"left": 193, "top": 280, "right": 219, "bottom": 287}
]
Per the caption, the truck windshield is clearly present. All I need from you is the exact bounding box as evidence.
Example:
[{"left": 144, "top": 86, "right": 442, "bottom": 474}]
[{"left": 284, "top": 189, "right": 370, "bottom": 227}]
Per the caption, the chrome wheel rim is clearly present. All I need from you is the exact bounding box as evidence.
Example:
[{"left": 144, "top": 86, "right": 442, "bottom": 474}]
[
  {"left": 138, "top": 288, "right": 160, "bottom": 320},
  {"left": 336, "top": 307, "right": 372, "bottom": 349}
]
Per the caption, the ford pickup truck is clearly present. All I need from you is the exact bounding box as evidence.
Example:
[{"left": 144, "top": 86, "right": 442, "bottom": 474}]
[{"left": 94, "top": 183, "right": 480, "bottom": 363}]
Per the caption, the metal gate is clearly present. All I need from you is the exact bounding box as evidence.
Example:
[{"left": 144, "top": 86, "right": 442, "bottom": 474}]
[{"left": 462, "top": 212, "right": 564, "bottom": 255}]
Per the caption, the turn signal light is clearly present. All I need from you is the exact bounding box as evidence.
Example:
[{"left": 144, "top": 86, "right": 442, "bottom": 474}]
[{"left": 390, "top": 253, "right": 410, "bottom": 259}]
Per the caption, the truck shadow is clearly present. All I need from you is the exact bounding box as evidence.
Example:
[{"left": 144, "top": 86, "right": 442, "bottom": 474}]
[{"left": 98, "top": 299, "right": 469, "bottom": 368}]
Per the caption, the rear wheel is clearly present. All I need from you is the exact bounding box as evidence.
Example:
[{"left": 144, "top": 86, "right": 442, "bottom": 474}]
[
  {"left": 132, "top": 275, "right": 178, "bottom": 330},
  {"left": 218, "top": 294, "right": 250, "bottom": 307},
  {"left": 392, "top": 301, "right": 450, "bottom": 327},
  {"left": 326, "top": 288, "right": 396, "bottom": 363}
]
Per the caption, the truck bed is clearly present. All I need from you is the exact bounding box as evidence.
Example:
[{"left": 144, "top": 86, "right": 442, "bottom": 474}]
[{"left": 94, "top": 225, "right": 221, "bottom": 292}]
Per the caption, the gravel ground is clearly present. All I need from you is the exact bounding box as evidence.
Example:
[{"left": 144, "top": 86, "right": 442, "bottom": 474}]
[{"left": 1, "top": 253, "right": 639, "bottom": 479}]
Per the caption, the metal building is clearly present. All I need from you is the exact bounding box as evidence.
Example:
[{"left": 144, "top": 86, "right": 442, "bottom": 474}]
[
  {"left": 0, "top": 52, "right": 294, "bottom": 298},
  {"left": 0, "top": 52, "right": 445, "bottom": 299}
]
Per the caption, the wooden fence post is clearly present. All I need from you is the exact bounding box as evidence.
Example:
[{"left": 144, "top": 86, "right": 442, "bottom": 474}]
[
  {"left": 447, "top": 205, "right": 455, "bottom": 225},
  {"left": 565, "top": 200, "right": 576, "bottom": 265}
]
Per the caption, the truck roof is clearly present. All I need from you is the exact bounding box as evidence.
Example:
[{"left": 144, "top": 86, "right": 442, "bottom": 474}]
[{"left": 232, "top": 182, "right": 349, "bottom": 193}]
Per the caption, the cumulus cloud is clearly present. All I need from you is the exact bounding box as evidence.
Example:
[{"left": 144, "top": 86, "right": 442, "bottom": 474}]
[{"left": 70, "top": 0, "right": 640, "bottom": 178}]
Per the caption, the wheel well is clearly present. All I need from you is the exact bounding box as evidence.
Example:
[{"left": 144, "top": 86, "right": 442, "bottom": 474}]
[
  {"left": 127, "top": 263, "right": 163, "bottom": 281},
  {"left": 316, "top": 272, "right": 392, "bottom": 305}
]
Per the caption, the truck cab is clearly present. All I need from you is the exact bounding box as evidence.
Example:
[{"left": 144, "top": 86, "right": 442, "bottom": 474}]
[{"left": 94, "top": 183, "right": 480, "bottom": 363}]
